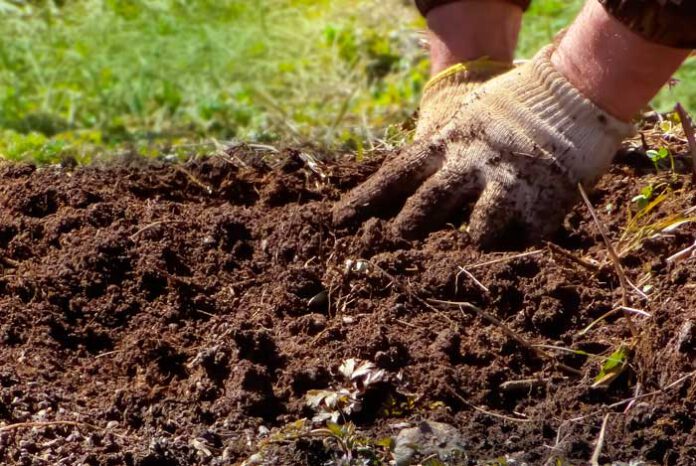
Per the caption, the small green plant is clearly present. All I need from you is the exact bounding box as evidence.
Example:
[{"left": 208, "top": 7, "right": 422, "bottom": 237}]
[
  {"left": 631, "top": 184, "right": 654, "bottom": 210},
  {"left": 311, "top": 421, "right": 391, "bottom": 466},
  {"left": 593, "top": 345, "right": 629, "bottom": 388},
  {"left": 306, "top": 358, "right": 385, "bottom": 423},
  {"left": 242, "top": 359, "right": 392, "bottom": 466},
  {"left": 645, "top": 146, "right": 674, "bottom": 172}
]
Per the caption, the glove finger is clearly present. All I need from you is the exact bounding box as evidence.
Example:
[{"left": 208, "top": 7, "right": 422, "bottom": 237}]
[
  {"left": 468, "top": 181, "right": 528, "bottom": 250},
  {"left": 391, "top": 161, "right": 483, "bottom": 239},
  {"left": 333, "top": 141, "right": 443, "bottom": 227},
  {"left": 516, "top": 182, "right": 578, "bottom": 242},
  {"left": 469, "top": 164, "right": 581, "bottom": 249}
]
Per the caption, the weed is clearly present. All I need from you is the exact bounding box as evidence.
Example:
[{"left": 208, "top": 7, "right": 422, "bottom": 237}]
[
  {"left": 243, "top": 359, "right": 391, "bottom": 466},
  {"left": 593, "top": 345, "right": 629, "bottom": 388},
  {"left": 630, "top": 184, "right": 654, "bottom": 210},
  {"left": 645, "top": 147, "right": 674, "bottom": 172},
  {"left": 310, "top": 421, "right": 391, "bottom": 466},
  {"left": 306, "top": 358, "right": 385, "bottom": 424}
]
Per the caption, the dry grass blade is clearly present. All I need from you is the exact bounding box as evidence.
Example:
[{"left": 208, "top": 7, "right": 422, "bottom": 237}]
[
  {"left": 578, "top": 306, "right": 651, "bottom": 336},
  {"left": 675, "top": 103, "right": 696, "bottom": 179},
  {"left": 444, "top": 383, "right": 532, "bottom": 423},
  {"left": 464, "top": 250, "right": 543, "bottom": 270},
  {"left": 0, "top": 421, "right": 97, "bottom": 433},
  {"left": 364, "top": 260, "right": 457, "bottom": 327},
  {"left": 456, "top": 266, "right": 489, "bottom": 294},
  {"left": 590, "top": 414, "right": 611, "bottom": 466},
  {"left": 667, "top": 239, "right": 696, "bottom": 264},
  {"left": 577, "top": 183, "right": 639, "bottom": 336},
  {"left": 569, "top": 371, "right": 696, "bottom": 423},
  {"left": 430, "top": 298, "right": 582, "bottom": 376},
  {"left": 546, "top": 242, "right": 601, "bottom": 272}
]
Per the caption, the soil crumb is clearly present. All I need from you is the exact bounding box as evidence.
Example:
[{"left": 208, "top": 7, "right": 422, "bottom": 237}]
[{"left": 0, "top": 144, "right": 694, "bottom": 465}]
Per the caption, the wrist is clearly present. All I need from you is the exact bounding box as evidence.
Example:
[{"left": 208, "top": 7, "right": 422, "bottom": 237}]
[
  {"left": 550, "top": 0, "right": 689, "bottom": 121},
  {"left": 486, "top": 46, "right": 635, "bottom": 185},
  {"left": 427, "top": 0, "right": 522, "bottom": 75}
]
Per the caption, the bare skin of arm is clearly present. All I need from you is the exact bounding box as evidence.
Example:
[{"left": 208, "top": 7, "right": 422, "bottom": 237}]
[
  {"left": 551, "top": 0, "right": 690, "bottom": 121},
  {"left": 427, "top": 0, "right": 522, "bottom": 74},
  {"left": 429, "top": 0, "right": 690, "bottom": 120}
]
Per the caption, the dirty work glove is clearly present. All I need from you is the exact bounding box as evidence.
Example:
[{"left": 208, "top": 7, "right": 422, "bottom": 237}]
[
  {"left": 415, "top": 58, "right": 512, "bottom": 139},
  {"left": 334, "top": 46, "right": 635, "bottom": 248}
]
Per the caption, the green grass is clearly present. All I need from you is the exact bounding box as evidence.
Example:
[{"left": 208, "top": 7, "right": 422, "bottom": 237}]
[{"left": 0, "top": 0, "right": 694, "bottom": 164}]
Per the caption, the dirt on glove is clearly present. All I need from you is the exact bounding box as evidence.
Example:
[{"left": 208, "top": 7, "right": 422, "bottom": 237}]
[{"left": 0, "top": 139, "right": 694, "bottom": 465}]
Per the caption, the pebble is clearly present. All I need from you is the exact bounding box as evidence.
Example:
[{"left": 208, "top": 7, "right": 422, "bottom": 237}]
[
  {"left": 677, "top": 321, "right": 694, "bottom": 353},
  {"left": 106, "top": 420, "right": 119, "bottom": 429},
  {"left": 307, "top": 290, "right": 328, "bottom": 311},
  {"left": 394, "top": 421, "right": 467, "bottom": 466}
]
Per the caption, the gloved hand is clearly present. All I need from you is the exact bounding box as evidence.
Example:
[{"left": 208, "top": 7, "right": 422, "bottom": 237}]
[
  {"left": 334, "top": 46, "right": 635, "bottom": 248},
  {"left": 415, "top": 58, "right": 512, "bottom": 139}
]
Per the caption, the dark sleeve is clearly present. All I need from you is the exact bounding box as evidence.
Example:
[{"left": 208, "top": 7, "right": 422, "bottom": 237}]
[
  {"left": 415, "top": 0, "right": 531, "bottom": 18},
  {"left": 600, "top": 0, "right": 696, "bottom": 48}
]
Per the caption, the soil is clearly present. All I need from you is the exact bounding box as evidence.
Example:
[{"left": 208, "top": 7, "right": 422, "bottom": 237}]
[{"left": 0, "top": 142, "right": 694, "bottom": 466}]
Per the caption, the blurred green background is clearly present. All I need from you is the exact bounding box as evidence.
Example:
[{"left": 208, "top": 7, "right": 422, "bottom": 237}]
[{"left": 1, "top": 0, "right": 694, "bottom": 163}]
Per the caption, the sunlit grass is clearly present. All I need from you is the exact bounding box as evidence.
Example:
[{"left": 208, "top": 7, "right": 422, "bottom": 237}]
[{"left": 0, "top": 0, "right": 693, "bottom": 164}]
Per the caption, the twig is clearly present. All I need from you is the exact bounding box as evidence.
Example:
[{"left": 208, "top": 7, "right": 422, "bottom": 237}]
[
  {"left": 0, "top": 256, "right": 21, "bottom": 268},
  {"left": 464, "top": 250, "right": 543, "bottom": 271},
  {"left": 590, "top": 414, "right": 611, "bottom": 466},
  {"left": 444, "top": 383, "right": 532, "bottom": 423},
  {"left": 0, "top": 421, "right": 96, "bottom": 433},
  {"left": 569, "top": 370, "right": 696, "bottom": 422},
  {"left": 674, "top": 103, "right": 696, "bottom": 179},
  {"left": 130, "top": 220, "right": 188, "bottom": 240},
  {"left": 578, "top": 184, "right": 639, "bottom": 336},
  {"left": 500, "top": 378, "right": 549, "bottom": 393},
  {"left": 430, "top": 299, "right": 582, "bottom": 376},
  {"left": 394, "top": 318, "right": 420, "bottom": 329},
  {"left": 456, "top": 266, "right": 489, "bottom": 294},
  {"left": 366, "top": 260, "right": 457, "bottom": 327},
  {"left": 546, "top": 242, "right": 601, "bottom": 272},
  {"left": 666, "top": 239, "right": 696, "bottom": 264}
]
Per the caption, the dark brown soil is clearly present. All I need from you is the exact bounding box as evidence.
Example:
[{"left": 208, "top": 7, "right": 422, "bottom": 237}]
[{"left": 0, "top": 144, "right": 694, "bottom": 466}]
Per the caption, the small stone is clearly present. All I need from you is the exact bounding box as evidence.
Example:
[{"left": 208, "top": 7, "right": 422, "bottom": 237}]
[
  {"left": 394, "top": 421, "right": 467, "bottom": 466},
  {"left": 307, "top": 290, "right": 328, "bottom": 311},
  {"left": 19, "top": 439, "right": 34, "bottom": 451},
  {"left": 106, "top": 421, "right": 119, "bottom": 429},
  {"left": 677, "top": 321, "right": 694, "bottom": 353},
  {"left": 65, "top": 431, "right": 82, "bottom": 443},
  {"left": 243, "top": 452, "right": 264, "bottom": 465}
]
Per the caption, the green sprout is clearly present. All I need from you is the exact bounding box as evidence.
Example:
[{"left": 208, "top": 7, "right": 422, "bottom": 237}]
[
  {"left": 645, "top": 147, "right": 674, "bottom": 172},
  {"left": 631, "top": 184, "right": 654, "bottom": 210},
  {"left": 593, "top": 345, "right": 629, "bottom": 387}
]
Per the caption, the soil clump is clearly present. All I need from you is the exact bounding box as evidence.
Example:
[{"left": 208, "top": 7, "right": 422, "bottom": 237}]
[{"left": 0, "top": 144, "right": 694, "bottom": 465}]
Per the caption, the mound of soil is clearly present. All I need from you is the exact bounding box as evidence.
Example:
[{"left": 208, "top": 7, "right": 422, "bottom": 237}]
[{"left": 0, "top": 143, "right": 694, "bottom": 466}]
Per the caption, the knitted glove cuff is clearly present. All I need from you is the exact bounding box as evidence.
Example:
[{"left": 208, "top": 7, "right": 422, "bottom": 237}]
[
  {"left": 423, "top": 58, "right": 513, "bottom": 96},
  {"left": 496, "top": 45, "right": 636, "bottom": 184},
  {"left": 520, "top": 45, "right": 635, "bottom": 141},
  {"left": 416, "top": 58, "right": 512, "bottom": 139}
]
